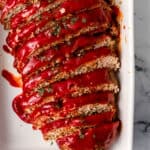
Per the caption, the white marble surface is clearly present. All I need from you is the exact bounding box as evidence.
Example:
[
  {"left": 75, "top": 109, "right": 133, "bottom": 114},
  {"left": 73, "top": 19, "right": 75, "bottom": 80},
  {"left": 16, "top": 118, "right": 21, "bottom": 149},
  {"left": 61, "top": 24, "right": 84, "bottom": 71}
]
[{"left": 134, "top": 0, "right": 150, "bottom": 149}]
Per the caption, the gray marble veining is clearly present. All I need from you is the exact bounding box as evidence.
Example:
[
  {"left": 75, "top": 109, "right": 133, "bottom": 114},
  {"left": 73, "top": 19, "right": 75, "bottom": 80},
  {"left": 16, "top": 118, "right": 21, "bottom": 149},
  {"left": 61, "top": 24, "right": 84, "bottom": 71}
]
[{"left": 134, "top": 0, "right": 150, "bottom": 149}]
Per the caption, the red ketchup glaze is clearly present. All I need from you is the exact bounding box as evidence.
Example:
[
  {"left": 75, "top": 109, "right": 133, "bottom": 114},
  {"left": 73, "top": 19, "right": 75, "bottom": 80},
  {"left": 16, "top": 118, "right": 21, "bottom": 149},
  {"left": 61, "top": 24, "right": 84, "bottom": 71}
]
[
  {"left": 22, "top": 49, "right": 60, "bottom": 76},
  {"left": 23, "top": 47, "right": 112, "bottom": 91},
  {"left": 20, "top": 93, "right": 42, "bottom": 108},
  {"left": 10, "top": 0, "right": 56, "bottom": 29},
  {"left": 22, "top": 57, "right": 44, "bottom": 75},
  {"left": 53, "top": 0, "right": 103, "bottom": 19},
  {"left": 22, "top": 68, "right": 111, "bottom": 106},
  {"left": 8, "top": 19, "right": 48, "bottom": 49},
  {"left": 0, "top": 0, "right": 6, "bottom": 10},
  {"left": 30, "top": 92, "right": 114, "bottom": 123},
  {"left": 63, "top": 47, "right": 112, "bottom": 71},
  {"left": 2, "top": 69, "right": 22, "bottom": 88},
  {"left": 22, "top": 35, "right": 107, "bottom": 76},
  {"left": 52, "top": 69, "right": 110, "bottom": 97},
  {"left": 10, "top": 3, "right": 40, "bottom": 29},
  {"left": 22, "top": 68, "right": 110, "bottom": 102},
  {"left": 63, "top": 92, "right": 114, "bottom": 106},
  {"left": 9, "top": 0, "right": 104, "bottom": 30},
  {"left": 60, "top": 94, "right": 114, "bottom": 118},
  {"left": 16, "top": 34, "right": 50, "bottom": 62},
  {"left": 23, "top": 68, "right": 56, "bottom": 90},
  {"left": 58, "top": 131, "right": 95, "bottom": 150},
  {"left": 12, "top": 94, "right": 32, "bottom": 123},
  {"left": 7, "top": 22, "right": 37, "bottom": 49},
  {"left": 1, "top": 0, "right": 27, "bottom": 22},
  {"left": 0, "top": 0, "right": 120, "bottom": 148},
  {"left": 14, "top": 7, "right": 111, "bottom": 63},
  {"left": 41, "top": 111, "right": 115, "bottom": 134},
  {"left": 25, "top": 68, "right": 59, "bottom": 90},
  {"left": 57, "top": 122, "right": 120, "bottom": 150},
  {"left": 112, "top": 5, "right": 122, "bottom": 19},
  {"left": 7, "top": 0, "right": 110, "bottom": 48},
  {"left": 3, "top": 45, "right": 13, "bottom": 55},
  {"left": 7, "top": 14, "right": 52, "bottom": 49}
]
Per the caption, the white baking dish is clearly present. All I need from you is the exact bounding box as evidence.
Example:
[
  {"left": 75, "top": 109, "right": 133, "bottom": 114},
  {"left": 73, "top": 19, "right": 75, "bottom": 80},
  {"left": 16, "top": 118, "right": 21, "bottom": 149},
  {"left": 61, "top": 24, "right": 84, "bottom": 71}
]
[{"left": 0, "top": 0, "right": 134, "bottom": 149}]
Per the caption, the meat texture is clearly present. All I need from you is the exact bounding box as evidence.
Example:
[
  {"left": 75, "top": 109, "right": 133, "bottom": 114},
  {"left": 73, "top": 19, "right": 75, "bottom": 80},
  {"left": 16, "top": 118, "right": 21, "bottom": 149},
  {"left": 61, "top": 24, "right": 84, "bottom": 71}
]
[{"left": 0, "top": 0, "right": 121, "bottom": 149}]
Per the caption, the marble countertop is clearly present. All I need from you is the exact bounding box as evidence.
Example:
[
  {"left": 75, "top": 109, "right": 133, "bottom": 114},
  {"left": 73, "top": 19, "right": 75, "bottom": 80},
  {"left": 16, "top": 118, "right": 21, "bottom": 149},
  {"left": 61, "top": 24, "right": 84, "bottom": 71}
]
[{"left": 134, "top": 0, "right": 150, "bottom": 149}]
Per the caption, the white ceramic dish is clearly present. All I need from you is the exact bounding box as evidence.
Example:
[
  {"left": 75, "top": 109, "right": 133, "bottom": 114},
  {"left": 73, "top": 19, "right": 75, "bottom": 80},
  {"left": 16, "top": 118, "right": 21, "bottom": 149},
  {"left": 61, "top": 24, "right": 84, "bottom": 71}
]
[{"left": 0, "top": 0, "right": 134, "bottom": 150}]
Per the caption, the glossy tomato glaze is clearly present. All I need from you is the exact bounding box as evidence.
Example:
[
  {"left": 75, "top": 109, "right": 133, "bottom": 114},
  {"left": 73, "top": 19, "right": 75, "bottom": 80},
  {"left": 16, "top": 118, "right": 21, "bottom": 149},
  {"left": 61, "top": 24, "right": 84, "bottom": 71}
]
[
  {"left": 23, "top": 47, "right": 113, "bottom": 91},
  {"left": 2, "top": 69, "right": 22, "bottom": 87},
  {"left": 12, "top": 69, "right": 112, "bottom": 122},
  {"left": 57, "top": 122, "right": 120, "bottom": 150},
  {"left": 22, "top": 35, "right": 109, "bottom": 76},
  {"left": 9, "top": 0, "right": 105, "bottom": 29},
  {"left": 6, "top": 5, "right": 110, "bottom": 50},
  {"left": 9, "top": 6, "right": 112, "bottom": 73},
  {"left": 41, "top": 111, "right": 116, "bottom": 134},
  {"left": 21, "top": 69, "right": 111, "bottom": 107},
  {"left": 13, "top": 8, "right": 110, "bottom": 61},
  {"left": 0, "top": 0, "right": 121, "bottom": 149},
  {"left": 30, "top": 92, "right": 115, "bottom": 128}
]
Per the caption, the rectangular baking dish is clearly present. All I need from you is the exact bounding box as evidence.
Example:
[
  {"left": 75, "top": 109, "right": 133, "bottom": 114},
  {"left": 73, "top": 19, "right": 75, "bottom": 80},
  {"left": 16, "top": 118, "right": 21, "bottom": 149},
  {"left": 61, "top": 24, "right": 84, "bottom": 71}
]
[{"left": 0, "top": 0, "right": 134, "bottom": 149}]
